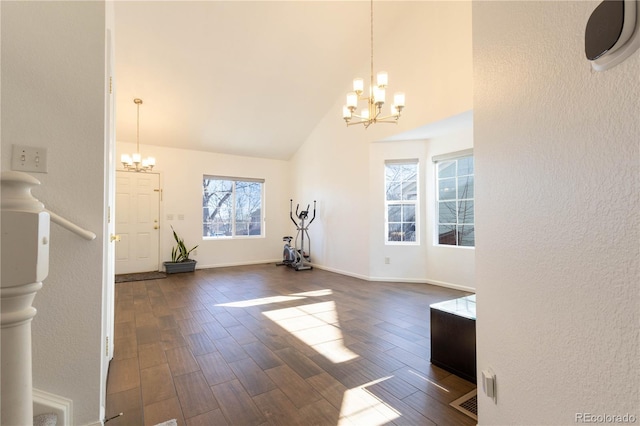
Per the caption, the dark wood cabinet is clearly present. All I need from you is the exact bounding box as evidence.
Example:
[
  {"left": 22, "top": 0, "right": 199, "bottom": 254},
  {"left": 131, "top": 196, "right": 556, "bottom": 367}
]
[{"left": 430, "top": 295, "right": 476, "bottom": 383}]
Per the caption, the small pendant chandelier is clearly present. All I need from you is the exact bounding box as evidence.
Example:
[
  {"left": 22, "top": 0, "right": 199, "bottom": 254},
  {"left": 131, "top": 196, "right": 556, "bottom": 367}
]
[
  {"left": 342, "top": 0, "right": 405, "bottom": 128},
  {"left": 121, "top": 98, "right": 155, "bottom": 172}
]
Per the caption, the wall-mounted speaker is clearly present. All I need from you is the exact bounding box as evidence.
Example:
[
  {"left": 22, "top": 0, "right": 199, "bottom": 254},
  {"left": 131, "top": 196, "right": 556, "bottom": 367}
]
[{"left": 586, "top": 0, "right": 640, "bottom": 71}]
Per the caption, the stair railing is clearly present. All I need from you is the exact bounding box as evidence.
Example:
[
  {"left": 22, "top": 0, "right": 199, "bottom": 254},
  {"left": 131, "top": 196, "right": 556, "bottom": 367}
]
[{"left": 1, "top": 171, "right": 95, "bottom": 426}]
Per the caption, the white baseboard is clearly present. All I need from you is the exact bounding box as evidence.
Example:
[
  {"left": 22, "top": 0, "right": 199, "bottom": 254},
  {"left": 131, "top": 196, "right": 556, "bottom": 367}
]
[
  {"left": 422, "top": 278, "right": 475, "bottom": 293},
  {"left": 368, "top": 275, "right": 475, "bottom": 293},
  {"left": 310, "top": 263, "right": 370, "bottom": 281},
  {"left": 314, "top": 264, "right": 474, "bottom": 292},
  {"left": 33, "top": 388, "right": 73, "bottom": 426}
]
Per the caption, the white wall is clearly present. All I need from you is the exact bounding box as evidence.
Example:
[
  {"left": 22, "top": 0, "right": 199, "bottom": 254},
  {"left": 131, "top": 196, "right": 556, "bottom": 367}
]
[
  {"left": 1, "top": 2, "right": 107, "bottom": 424},
  {"left": 368, "top": 116, "right": 474, "bottom": 290},
  {"left": 474, "top": 1, "right": 639, "bottom": 424},
  {"left": 291, "top": 1, "right": 473, "bottom": 283},
  {"left": 116, "top": 142, "right": 291, "bottom": 268}
]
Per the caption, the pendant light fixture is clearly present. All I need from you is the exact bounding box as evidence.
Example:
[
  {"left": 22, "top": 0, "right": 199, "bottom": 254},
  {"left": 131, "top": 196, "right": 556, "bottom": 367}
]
[
  {"left": 121, "top": 98, "right": 155, "bottom": 172},
  {"left": 342, "top": 0, "right": 405, "bottom": 128}
]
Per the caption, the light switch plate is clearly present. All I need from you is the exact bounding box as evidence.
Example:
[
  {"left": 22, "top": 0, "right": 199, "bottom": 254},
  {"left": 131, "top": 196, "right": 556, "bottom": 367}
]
[
  {"left": 482, "top": 369, "right": 497, "bottom": 403},
  {"left": 12, "top": 145, "right": 48, "bottom": 173}
]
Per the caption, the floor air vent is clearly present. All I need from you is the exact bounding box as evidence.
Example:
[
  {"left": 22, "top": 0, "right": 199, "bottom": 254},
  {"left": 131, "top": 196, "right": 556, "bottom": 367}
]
[{"left": 449, "top": 389, "right": 477, "bottom": 421}]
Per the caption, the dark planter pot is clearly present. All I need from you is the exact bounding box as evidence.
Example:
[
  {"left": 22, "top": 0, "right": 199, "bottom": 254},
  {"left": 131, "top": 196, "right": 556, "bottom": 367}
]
[{"left": 164, "top": 259, "right": 197, "bottom": 274}]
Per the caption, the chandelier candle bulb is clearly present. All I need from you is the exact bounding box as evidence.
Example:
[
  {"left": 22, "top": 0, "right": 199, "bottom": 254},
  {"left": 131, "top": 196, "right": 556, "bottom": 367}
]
[
  {"left": 353, "top": 78, "right": 364, "bottom": 94},
  {"left": 347, "top": 92, "right": 358, "bottom": 109},
  {"left": 374, "top": 87, "right": 386, "bottom": 105},
  {"left": 361, "top": 109, "right": 370, "bottom": 120},
  {"left": 394, "top": 92, "right": 405, "bottom": 108},
  {"left": 376, "top": 71, "right": 388, "bottom": 87},
  {"left": 343, "top": 106, "right": 352, "bottom": 119}
]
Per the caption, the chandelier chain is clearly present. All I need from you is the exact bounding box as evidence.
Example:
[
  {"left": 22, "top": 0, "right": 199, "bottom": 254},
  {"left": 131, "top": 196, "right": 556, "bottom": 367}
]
[
  {"left": 370, "top": 0, "right": 374, "bottom": 107},
  {"left": 136, "top": 100, "right": 140, "bottom": 152}
]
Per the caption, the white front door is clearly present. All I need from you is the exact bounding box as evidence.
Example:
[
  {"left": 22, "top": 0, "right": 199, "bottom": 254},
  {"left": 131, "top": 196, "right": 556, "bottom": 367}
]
[{"left": 115, "top": 171, "right": 161, "bottom": 274}]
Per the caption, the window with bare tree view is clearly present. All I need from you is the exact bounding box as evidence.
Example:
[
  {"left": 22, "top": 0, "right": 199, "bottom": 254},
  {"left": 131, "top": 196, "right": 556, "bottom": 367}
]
[
  {"left": 203, "top": 176, "right": 264, "bottom": 238},
  {"left": 436, "top": 156, "right": 474, "bottom": 247},
  {"left": 385, "top": 160, "right": 418, "bottom": 243}
]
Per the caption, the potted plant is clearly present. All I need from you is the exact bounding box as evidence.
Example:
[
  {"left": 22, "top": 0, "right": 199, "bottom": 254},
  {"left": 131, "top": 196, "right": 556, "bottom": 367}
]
[{"left": 164, "top": 226, "right": 199, "bottom": 274}]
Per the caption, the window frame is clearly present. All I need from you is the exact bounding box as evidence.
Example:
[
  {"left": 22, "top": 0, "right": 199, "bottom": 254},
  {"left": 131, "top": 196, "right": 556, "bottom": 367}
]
[
  {"left": 384, "top": 159, "right": 419, "bottom": 245},
  {"left": 433, "top": 150, "right": 474, "bottom": 248},
  {"left": 202, "top": 175, "right": 265, "bottom": 239}
]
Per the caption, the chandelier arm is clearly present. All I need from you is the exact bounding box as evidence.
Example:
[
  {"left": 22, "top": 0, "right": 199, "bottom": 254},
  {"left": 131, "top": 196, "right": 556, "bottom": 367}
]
[
  {"left": 346, "top": 120, "right": 369, "bottom": 127},
  {"left": 376, "top": 112, "right": 401, "bottom": 120}
]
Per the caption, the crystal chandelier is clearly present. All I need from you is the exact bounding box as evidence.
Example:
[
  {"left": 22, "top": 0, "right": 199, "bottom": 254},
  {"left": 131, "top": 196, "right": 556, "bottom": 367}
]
[
  {"left": 121, "top": 98, "right": 155, "bottom": 172},
  {"left": 342, "top": 0, "right": 405, "bottom": 128}
]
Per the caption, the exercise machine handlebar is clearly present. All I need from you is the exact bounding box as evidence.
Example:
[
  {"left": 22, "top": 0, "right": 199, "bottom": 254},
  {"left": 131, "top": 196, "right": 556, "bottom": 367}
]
[
  {"left": 289, "top": 199, "right": 297, "bottom": 227},
  {"left": 289, "top": 199, "right": 316, "bottom": 227},
  {"left": 308, "top": 200, "right": 317, "bottom": 226}
]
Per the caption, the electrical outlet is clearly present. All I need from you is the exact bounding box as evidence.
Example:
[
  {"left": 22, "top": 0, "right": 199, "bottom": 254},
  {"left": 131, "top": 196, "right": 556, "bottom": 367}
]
[
  {"left": 12, "top": 145, "right": 48, "bottom": 173},
  {"left": 178, "top": 214, "right": 185, "bottom": 221}
]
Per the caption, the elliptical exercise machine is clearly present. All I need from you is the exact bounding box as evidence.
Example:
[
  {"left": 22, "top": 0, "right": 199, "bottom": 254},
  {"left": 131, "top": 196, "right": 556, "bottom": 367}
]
[{"left": 276, "top": 199, "right": 316, "bottom": 271}]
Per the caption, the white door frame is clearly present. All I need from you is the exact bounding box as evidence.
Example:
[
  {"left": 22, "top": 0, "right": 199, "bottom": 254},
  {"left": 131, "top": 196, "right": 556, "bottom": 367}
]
[{"left": 100, "top": 26, "right": 116, "bottom": 423}]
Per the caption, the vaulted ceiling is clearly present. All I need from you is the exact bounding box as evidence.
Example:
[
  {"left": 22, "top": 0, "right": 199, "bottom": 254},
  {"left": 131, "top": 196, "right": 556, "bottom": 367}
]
[{"left": 114, "top": 1, "right": 421, "bottom": 160}]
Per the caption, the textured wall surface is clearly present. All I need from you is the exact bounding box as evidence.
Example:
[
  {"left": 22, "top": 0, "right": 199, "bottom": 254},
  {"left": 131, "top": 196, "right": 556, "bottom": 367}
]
[
  {"left": 473, "top": 1, "right": 639, "bottom": 424},
  {"left": 1, "top": 2, "right": 106, "bottom": 424}
]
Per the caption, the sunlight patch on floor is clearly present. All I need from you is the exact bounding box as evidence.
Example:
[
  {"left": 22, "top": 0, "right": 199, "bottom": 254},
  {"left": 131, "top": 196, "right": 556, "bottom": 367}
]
[
  {"left": 408, "top": 369, "right": 450, "bottom": 392},
  {"left": 263, "top": 301, "right": 359, "bottom": 363},
  {"left": 216, "top": 289, "right": 332, "bottom": 308},
  {"left": 290, "top": 289, "right": 333, "bottom": 297},
  {"left": 339, "top": 376, "right": 401, "bottom": 425},
  {"left": 216, "top": 295, "right": 305, "bottom": 308}
]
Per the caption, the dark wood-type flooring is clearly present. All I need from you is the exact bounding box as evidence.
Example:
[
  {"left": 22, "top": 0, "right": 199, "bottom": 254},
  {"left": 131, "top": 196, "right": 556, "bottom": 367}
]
[{"left": 106, "top": 264, "right": 476, "bottom": 426}]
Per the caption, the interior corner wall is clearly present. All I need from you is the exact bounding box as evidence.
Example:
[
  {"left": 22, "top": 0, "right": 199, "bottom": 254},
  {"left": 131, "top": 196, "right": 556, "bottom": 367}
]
[
  {"left": 290, "top": 1, "right": 473, "bottom": 280},
  {"left": 1, "top": 1, "right": 107, "bottom": 424},
  {"left": 473, "top": 1, "right": 639, "bottom": 424},
  {"left": 368, "top": 125, "right": 475, "bottom": 290},
  {"left": 116, "top": 142, "right": 291, "bottom": 269}
]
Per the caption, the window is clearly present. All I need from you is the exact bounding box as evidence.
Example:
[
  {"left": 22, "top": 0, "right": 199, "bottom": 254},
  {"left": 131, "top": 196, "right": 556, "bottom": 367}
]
[
  {"left": 435, "top": 153, "right": 474, "bottom": 247},
  {"left": 203, "top": 176, "right": 264, "bottom": 238},
  {"left": 385, "top": 160, "right": 418, "bottom": 243}
]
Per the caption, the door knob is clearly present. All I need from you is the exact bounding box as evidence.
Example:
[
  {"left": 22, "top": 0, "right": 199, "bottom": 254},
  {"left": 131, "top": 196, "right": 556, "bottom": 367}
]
[
  {"left": 110, "top": 234, "right": 121, "bottom": 242},
  {"left": 154, "top": 225, "right": 159, "bottom": 230}
]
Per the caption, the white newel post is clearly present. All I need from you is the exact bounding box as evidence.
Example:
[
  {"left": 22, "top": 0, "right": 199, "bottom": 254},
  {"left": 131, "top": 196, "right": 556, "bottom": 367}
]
[{"left": 1, "top": 171, "right": 51, "bottom": 426}]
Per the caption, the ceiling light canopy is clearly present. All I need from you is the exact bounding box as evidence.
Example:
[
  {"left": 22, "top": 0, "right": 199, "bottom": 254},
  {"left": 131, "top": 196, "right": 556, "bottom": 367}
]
[
  {"left": 342, "top": 0, "right": 405, "bottom": 128},
  {"left": 121, "top": 98, "right": 155, "bottom": 172}
]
